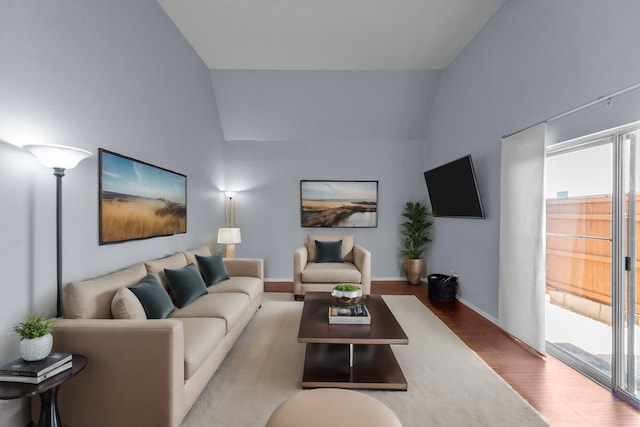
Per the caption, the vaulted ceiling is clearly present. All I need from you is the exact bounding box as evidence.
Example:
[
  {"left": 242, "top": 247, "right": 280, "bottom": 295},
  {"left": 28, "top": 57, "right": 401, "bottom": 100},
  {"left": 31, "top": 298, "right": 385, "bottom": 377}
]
[{"left": 157, "top": 0, "right": 505, "bottom": 70}]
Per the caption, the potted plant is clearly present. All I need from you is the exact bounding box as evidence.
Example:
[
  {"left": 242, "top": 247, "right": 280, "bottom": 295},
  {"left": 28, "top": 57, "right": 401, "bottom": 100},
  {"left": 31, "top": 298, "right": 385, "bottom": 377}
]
[
  {"left": 400, "top": 201, "right": 432, "bottom": 285},
  {"left": 330, "top": 283, "right": 362, "bottom": 306},
  {"left": 14, "top": 314, "right": 56, "bottom": 361}
]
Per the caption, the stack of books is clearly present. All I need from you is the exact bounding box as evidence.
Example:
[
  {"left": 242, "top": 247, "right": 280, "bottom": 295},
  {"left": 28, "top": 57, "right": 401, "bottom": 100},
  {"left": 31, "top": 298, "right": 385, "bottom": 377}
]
[
  {"left": 0, "top": 352, "right": 72, "bottom": 384},
  {"left": 328, "top": 303, "right": 371, "bottom": 324}
]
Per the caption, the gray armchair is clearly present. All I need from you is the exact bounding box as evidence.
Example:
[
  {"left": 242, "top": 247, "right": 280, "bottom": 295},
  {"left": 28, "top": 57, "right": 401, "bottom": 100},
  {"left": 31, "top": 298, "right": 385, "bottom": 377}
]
[{"left": 293, "top": 234, "right": 371, "bottom": 299}]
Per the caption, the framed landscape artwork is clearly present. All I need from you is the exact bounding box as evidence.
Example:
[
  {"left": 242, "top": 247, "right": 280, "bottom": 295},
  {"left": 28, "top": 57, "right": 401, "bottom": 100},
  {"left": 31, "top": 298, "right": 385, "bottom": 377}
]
[
  {"left": 300, "top": 180, "right": 378, "bottom": 228},
  {"left": 99, "top": 149, "right": 187, "bottom": 244}
]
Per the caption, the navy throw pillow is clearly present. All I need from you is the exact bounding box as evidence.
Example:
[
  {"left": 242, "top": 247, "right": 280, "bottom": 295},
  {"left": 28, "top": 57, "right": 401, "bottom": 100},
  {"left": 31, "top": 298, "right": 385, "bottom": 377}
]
[
  {"left": 164, "top": 263, "right": 208, "bottom": 308},
  {"left": 315, "top": 240, "right": 343, "bottom": 263},
  {"left": 129, "top": 274, "right": 174, "bottom": 319},
  {"left": 196, "top": 253, "right": 230, "bottom": 286}
]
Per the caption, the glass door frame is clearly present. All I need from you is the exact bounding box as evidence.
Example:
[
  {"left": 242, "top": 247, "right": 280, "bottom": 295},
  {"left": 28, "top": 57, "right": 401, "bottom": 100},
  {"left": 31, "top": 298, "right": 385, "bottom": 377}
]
[
  {"left": 546, "top": 121, "right": 640, "bottom": 408},
  {"left": 545, "top": 134, "right": 614, "bottom": 390},
  {"left": 614, "top": 129, "right": 639, "bottom": 406}
]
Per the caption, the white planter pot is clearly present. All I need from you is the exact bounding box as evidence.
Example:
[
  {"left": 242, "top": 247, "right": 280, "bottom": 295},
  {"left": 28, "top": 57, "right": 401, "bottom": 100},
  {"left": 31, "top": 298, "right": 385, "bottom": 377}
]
[{"left": 20, "top": 334, "right": 53, "bottom": 361}]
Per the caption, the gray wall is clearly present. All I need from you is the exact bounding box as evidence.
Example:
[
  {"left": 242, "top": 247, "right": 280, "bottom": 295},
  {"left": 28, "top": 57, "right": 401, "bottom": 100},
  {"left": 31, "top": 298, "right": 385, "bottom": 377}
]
[
  {"left": 213, "top": 70, "right": 439, "bottom": 141},
  {"left": 212, "top": 70, "right": 441, "bottom": 279},
  {"left": 0, "top": 2, "right": 224, "bottom": 424},
  {"left": 424, "top": 0, "right": 640, "bottom": 319}
]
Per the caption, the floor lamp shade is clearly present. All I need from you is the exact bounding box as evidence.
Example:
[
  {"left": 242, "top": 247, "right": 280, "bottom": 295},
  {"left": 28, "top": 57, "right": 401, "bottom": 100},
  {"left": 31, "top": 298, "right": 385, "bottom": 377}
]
[
  {"left": 217, "top": 227, "right": 241, "bottom": 258},
  {"left": 23, "top": 144, "right": 92, "bottom": 170},
  {"left": 24, "top": 144, "right": 92, "bottom": 318}
]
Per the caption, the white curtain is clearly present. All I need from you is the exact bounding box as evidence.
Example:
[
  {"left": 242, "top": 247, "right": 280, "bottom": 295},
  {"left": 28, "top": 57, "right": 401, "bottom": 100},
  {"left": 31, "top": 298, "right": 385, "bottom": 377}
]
[{"left": 499, "top": 123, "right": 547, "bottom": 354}]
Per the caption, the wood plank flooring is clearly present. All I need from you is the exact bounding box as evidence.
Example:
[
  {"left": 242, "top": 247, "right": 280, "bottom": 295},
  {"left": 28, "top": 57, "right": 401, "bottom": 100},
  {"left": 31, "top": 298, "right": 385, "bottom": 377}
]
[{"left": 265, "top": 281, "right": 640, "bottom": 426}]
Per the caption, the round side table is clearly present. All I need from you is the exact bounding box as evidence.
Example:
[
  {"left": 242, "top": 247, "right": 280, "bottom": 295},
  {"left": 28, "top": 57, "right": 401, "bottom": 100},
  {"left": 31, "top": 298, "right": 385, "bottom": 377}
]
[{"left": 0, "top": 354, "right": 87, "bottom": 427}]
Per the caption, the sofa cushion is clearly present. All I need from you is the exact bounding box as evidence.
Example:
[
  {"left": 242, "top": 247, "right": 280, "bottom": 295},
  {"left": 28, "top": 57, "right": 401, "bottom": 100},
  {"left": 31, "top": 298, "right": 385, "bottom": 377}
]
[
  {"left": 183, "top": 246, "right": 212, "bottom": 266},
  {"left": 206, "top": 276, "right": 263, "bottom": 303},
  {"left": 301, "top": 262, "right": 362, "bottom": 284},
  {"left": 64, "top": 263, "right": 148, "bottom": 319},
  {"left": 307, "top": 234, "right": 354, "bottom": 262},
  {"left": 129, "top": 274, "right": 175, "bottom": 319},
  {"left": 111, "top": 287, "right": 147, "bottom": 319},
  {"left": 164, "top": 264, "right": 208, "bottom": 308},
  {"left": 315, "top": 240, "right": 343, "bottom": 263},
  {"left": 179, "top": 318, "right": 226, "bottom": 380},
  {"left": 144, "top": 253, "right": 188, "bottom": 291},
  {"left": 169, "top": 293, "right": 250, "bottom": 332},
  {"left": 196, "top": 253, "right": 230, "bottom": 286}
]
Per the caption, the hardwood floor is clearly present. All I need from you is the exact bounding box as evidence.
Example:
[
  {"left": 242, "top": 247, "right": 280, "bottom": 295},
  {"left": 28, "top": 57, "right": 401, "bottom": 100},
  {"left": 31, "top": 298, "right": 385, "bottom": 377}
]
[{"left": 265, "top": 281, "right": 640, "bottom": 426}]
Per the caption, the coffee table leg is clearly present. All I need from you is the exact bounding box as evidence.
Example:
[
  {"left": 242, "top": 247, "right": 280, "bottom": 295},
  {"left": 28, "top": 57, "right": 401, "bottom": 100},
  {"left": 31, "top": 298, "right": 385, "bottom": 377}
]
[
  {"left": 39, "top": 386, "right": 61, "bottom": 427},
  {"left": 349, "top": 344, "right": 354, "bottom": 368}
]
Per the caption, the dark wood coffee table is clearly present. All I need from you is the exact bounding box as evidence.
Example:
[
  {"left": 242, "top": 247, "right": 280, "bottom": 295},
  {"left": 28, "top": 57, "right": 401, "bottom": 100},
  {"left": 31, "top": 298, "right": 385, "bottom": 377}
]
[{"left": 297, "top": 292, "right": 408, "bottom": 390}]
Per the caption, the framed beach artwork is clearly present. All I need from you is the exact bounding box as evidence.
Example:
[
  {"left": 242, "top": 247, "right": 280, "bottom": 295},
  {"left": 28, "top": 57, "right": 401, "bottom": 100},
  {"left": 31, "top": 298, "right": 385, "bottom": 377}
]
[
  {"left": 99, "top": 149, "right": 187, "bottom": 244},
  {"left": 300, "top": 180, "right": 378, "bottom": 228}
]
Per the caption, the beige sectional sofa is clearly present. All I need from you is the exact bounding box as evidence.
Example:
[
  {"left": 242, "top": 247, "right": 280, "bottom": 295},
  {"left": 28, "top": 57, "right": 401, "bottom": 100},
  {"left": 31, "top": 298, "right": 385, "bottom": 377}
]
[{"left": 33, "top": 246, "right": 263, "bottom": 427}]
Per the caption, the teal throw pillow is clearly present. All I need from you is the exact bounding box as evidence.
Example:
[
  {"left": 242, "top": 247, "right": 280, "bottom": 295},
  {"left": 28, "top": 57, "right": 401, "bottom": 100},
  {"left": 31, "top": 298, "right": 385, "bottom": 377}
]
[
  {"left": 164, "top": 263, "right": 208, "bottom": 308},
  {"left": 315, "top": 240, "right": 343, "bottom": 263},
  {"left": 196, "top": 253, "right": 230, "bottom": 286},
  {"left": 128, "top": 274, "right": 174, "bottom": 319}
]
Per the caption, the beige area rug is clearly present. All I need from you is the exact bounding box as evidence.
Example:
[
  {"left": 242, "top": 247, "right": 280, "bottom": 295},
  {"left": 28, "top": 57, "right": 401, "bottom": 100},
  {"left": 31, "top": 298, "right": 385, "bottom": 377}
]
[{"left": 181, "top": 293, "right": 549, "bottom": 427}]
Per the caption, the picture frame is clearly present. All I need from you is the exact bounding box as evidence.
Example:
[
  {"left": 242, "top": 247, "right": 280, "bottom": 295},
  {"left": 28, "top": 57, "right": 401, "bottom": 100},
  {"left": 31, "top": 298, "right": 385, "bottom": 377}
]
[
  {"left": 99, "top": 149, "right": 187, "bottom": 245},
  {"left": 300, "top": 180, "right": 378, "bottom": 228}
]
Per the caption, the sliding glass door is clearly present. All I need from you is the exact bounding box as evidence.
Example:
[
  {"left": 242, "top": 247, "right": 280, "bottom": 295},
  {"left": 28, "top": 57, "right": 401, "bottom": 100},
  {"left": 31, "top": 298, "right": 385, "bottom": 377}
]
[
  {"left": 546, "top": 138, "right": 614, "bottom": 386},
  {"left": 617, "top": 129, "right": 639, "bottom": 401},
  {"left": 545, "top": 124, "right": 640, "bottom": 405}
]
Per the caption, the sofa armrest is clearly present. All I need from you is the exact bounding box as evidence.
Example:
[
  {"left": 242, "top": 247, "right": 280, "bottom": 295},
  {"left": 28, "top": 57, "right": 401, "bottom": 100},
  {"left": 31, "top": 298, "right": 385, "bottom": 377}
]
[
  {"left": 353, "top": 245, "right": 372, "bottom": 295},
  {"left": 223, "top": 258, "right": 264, "bottom": 279},
  {"left": 33, "top": 319, "right": 184, "bottom": 427},
  {"left": 293, "top": 245, "right": 308, "bottom": 292}
]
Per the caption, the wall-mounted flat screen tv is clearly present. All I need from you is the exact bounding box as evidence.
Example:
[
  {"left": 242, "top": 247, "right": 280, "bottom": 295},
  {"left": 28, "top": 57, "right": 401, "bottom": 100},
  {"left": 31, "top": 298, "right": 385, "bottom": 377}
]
[{"left": 423, "top": 154, "right": 485, "bottom": 219}]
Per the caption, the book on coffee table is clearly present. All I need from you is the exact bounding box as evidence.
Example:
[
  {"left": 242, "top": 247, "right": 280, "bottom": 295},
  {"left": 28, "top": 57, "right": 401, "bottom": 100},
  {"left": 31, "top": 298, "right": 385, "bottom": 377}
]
[
  {"left": 0, "top": 352, "right": 72, "bottom": 378},
  {"left": 328, "top": 304, "right": 371, "bottom": 324}
]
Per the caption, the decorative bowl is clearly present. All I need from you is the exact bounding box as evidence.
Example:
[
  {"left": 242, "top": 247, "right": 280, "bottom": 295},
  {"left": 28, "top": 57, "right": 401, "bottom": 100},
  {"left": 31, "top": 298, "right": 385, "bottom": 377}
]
[{"left": 331, "top": 284, "right": 362, "bottom": 306}]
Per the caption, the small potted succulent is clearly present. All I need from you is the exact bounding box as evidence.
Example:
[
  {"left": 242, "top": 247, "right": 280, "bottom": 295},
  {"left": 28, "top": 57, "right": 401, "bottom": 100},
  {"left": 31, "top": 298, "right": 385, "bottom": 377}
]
[
  {"left": 13, "top": 314, "right": 56, "bottom": 361},
  {"left": 331, "top": 283, "right": 362, "bottom": 306}
]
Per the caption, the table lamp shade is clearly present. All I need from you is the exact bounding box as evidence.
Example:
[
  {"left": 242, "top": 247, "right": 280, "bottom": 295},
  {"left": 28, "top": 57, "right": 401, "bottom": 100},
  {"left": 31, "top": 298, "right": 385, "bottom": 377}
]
[
  {"left": 217, "top": 227, "right": 241, "bottom": 244},
  {"left": 24, "top": 144, "right": 92, "bottom": 170}
]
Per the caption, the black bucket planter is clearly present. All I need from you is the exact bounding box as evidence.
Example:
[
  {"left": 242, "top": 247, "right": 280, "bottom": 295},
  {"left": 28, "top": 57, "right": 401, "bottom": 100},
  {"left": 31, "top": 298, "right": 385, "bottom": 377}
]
[{"left": 427, "top": 274, "right": 459, "bottom": 302}]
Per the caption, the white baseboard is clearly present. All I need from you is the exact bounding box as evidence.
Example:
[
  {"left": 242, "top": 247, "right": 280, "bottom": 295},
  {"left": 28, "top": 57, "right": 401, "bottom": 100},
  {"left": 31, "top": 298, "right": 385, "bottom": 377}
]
[{"left": 458, "top": 297, "right": 500, "bottom": 326}]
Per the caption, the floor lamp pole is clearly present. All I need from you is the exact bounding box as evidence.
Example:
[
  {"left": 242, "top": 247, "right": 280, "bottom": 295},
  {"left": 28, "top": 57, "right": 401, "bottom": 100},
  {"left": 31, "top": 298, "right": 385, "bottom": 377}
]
[{"left": 54, "top": 168, "right": 65, "bottom": 318}]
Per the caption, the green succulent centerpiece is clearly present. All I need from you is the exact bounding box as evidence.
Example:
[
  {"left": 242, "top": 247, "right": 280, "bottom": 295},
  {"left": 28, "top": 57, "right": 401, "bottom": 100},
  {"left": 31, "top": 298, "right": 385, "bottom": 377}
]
[{"left": 331, "top": 283, "right": 362, "bottom": 306}]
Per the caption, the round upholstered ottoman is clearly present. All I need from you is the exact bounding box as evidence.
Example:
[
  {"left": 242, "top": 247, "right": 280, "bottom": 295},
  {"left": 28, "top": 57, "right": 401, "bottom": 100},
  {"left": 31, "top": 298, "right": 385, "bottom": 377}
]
[{"left": 266, "top": 388, "right": 402, "bottom": 427}]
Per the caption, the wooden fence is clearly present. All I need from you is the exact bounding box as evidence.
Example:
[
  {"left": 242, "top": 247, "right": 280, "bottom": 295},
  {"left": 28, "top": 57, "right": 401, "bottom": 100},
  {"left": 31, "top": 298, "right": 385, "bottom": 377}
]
[{"left": 546, "top": 195, "right": 640, "bottom": 316}]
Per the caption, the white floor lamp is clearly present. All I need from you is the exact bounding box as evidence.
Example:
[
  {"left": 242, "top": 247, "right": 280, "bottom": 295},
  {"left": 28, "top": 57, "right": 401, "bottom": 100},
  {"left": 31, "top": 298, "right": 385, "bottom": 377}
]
[
  {"left": 24, "top": 144, "right": 92, "bottom": 318},
  {"left": 217, "top": 191, "right": 241, "bottom": 258}
]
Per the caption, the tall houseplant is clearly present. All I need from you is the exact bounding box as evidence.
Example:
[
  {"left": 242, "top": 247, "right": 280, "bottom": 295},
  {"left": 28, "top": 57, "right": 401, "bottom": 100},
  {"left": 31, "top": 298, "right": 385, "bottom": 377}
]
[{"left": 400, "top": 201, "right": 432, "bottom": 285}]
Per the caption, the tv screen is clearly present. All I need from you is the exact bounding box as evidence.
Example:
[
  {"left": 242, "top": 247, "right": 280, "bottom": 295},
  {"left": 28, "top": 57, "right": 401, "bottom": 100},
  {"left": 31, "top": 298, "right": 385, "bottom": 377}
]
[{"left": 423, "top": 155, "right": 485, "bottom": 218}]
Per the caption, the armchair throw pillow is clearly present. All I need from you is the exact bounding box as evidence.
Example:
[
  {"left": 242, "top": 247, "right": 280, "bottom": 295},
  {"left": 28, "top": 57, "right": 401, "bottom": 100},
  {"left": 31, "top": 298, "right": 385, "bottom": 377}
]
[
  {"left": 315, "top": 240, "right": 343, "bottom": 263},
  {"left": 164, "top": 263, "right": 208, "bottom": 308},
  {"left": 128, "top": 274, "right": 175, "bottom": 319}
]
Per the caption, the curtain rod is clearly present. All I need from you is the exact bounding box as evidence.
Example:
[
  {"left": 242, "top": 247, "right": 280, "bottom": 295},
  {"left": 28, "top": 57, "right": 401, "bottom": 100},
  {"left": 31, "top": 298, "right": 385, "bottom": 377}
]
[{"left": 502, "top": 81, "right": 640, "bottom": 139}]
